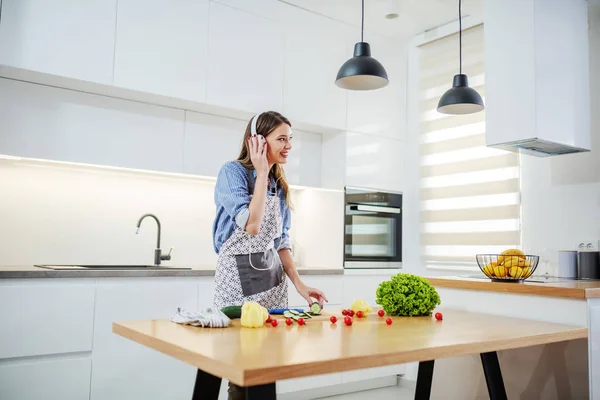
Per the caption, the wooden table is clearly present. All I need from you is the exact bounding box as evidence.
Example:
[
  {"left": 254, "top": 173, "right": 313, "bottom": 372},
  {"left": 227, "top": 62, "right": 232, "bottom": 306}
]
[{"left": 113, "top": 309, "right": 587, "bottom": 400}]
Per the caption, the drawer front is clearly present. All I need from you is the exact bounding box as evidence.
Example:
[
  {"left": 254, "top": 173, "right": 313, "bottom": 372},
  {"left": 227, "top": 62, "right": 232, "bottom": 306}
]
[
  {"left": 0, "top": 357, "right": 91, "bottom": 400},
  {"left": 0, "top": 283, "right": 95, "bottom": 359}
]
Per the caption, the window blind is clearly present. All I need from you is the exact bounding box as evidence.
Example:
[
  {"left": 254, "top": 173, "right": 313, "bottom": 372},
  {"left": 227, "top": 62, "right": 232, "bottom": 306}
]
[{"left": 418, "top": 24, "right": 521, "bottom": 267}]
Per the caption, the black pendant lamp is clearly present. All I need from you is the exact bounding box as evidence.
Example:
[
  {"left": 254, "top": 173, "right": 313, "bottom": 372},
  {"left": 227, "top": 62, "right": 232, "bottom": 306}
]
[
  {"left": 335, "top": 0, "right": 389, "bottom": 91},
  {"left": 437, "top": 0, "right": 485, "bottom": 114}
]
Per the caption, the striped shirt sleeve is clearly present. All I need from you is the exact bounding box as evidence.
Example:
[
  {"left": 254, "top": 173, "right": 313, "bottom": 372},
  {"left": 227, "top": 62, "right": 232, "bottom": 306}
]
[{"left": 214, "top": 162, "right": 250, "bottom": 230}]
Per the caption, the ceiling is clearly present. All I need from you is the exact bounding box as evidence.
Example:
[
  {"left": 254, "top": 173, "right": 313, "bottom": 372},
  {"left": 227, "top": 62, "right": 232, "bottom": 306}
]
[{"left": 279, "top": 0, "right": 483, "bottom": 39}]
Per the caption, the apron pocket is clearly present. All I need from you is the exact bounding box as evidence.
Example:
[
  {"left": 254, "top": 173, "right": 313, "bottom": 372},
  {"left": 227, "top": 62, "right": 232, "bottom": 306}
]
[{"left": 235, "top": 250, "right": 283, "bottom": 297}]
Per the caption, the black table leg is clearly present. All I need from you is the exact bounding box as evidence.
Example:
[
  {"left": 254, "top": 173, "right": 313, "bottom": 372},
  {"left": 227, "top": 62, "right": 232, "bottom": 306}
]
[
  {"left": 192, "top": 368, "right": 222, "bottom": 400},
  {"left": 414, "top": 360, "right": 435, "bottom": 400},
  {"left": 480, "top": 351, "right": 508, "bottom": 400},
  {"left": 246, "top": 382, "right": 276, "bottom": 399}
]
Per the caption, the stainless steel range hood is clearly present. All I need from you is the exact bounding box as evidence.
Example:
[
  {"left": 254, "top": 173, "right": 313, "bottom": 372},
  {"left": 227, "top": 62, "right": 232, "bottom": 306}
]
[
  {"left": 489, "top": 138, "right": 591, "bottom": 158},
  {"left": 483, "top": 0, "right": 592, "bottom": 157}
]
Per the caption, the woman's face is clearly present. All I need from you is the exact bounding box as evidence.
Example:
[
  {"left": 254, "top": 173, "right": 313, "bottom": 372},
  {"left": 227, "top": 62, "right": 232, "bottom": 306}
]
[{"left": 265, "top": 123, "right": 293, "bottom": 165}]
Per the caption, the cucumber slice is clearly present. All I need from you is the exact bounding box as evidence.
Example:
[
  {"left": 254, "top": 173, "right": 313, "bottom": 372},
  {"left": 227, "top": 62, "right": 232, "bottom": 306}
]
[
  {"left": 310, "top": 302, "right": 322, "bottom": 315},
  {"left": 288, "top": 309, "right": 300, "bottom": 315},
  {"left": 283, "top": 311, "right": 293, "bottom": 318}
]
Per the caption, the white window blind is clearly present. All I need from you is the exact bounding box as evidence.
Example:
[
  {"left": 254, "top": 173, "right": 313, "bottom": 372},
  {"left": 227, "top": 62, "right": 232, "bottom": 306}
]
[{"left": 418, "top": 24, "right": 521, "bottom": 267}]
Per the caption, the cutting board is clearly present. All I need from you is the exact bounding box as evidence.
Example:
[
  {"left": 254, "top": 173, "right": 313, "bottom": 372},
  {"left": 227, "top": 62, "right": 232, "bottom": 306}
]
[{"left": 271, "top": 310, "right": 337, "bottom": 322}]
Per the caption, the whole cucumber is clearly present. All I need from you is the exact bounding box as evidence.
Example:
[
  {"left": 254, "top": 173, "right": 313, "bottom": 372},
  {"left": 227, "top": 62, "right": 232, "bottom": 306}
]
[{"left": 220, "top": 305, "right": 242, "bottom": 319}]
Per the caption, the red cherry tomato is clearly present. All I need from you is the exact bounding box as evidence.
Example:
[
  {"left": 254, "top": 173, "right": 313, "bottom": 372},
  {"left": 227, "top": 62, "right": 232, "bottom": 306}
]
[
  {"left": 348, "top": 310, "right": 355, "bottom": 317},
  {"left": 266, "top": 315, "right": 272, "bottom": 323},
  {"left": 344, "top": 316, "right": 353, "bottom": 326},
  {"left": 298, "top": 318, "right": 305, "bottom": 326},
  {"left": 378, "top": 309, "right": 385, "bottom": 317},
  {"left": 386, "top": 318, "right": 393, "bottom": 325},
  {"left": 330, "top": 316, "right": 337, "bottom": 324},
  {"left": 341, "top": 309, "right": 348, "bottom": 316},
  {"left": 285, "top": 318, "right": 292, "bottom": 326},
  {"left": 356, "top": 311, "right": 364, "bottom": 318},
  {"left": 271, "top": 319, "right": 278, "bottom": 327},
  {"left": 435, "top": 312, "right": 443, "bottom": 321}
]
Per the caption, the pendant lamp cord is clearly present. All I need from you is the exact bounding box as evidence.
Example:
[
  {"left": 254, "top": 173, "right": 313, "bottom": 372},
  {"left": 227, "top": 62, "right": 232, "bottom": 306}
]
[
  {"left": 459, "top": 0, "right": 462, "bottom": 75},
  {"left": 361, "top": 0, "right": 365, "bottom": 42}
]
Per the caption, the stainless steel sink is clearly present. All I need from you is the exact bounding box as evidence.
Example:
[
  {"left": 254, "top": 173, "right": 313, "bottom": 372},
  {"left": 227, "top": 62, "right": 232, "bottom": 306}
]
[{"left": 35, "top": 264, "right": 191, "bottom": 270}]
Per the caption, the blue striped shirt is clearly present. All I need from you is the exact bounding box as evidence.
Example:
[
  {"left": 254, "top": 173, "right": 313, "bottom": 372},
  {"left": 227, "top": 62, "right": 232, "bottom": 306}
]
[{"left": 212, "top": 161, "right": 292, "bottom": 254}]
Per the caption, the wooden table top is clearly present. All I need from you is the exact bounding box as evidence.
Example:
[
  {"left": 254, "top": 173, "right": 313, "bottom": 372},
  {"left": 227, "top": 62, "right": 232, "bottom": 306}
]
[
  {"left": 113, "top": 308, "right": 587, "bottom": 386},
  {"left": 427, "top": 276, "right": 600, "bottom": 299}
]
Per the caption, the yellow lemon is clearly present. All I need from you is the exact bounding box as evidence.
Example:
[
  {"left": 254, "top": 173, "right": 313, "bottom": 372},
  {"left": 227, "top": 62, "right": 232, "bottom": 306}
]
[
  {"left": 493, "top": 265, "right": 507, "bottom": 278},
  {"left": 498, "top": 249, "right": 525, "bottom": 264}
]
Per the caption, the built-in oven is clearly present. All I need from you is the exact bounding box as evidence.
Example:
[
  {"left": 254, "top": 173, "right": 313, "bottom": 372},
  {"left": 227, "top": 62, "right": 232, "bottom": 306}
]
[{"left": 344, "top": 186, "right": 402, "bottom": 269}]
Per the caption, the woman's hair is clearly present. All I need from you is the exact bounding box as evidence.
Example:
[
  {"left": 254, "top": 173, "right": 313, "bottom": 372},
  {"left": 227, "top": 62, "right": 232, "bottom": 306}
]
[{"left": 236, "top": 111, "right": 292, "bottom": 207}]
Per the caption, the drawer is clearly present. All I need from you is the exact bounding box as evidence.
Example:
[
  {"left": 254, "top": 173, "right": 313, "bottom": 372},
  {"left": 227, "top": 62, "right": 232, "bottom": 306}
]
[
  {"left": 0, "top": 357, "right": 91, "bottom": 400},
  {"left": 0, "top": 283, "right": 95, "bottom": 359}
]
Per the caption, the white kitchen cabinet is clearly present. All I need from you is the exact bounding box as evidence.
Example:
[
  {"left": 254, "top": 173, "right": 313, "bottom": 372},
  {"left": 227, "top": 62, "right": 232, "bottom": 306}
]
[
  {"left": 284, "top": 130, "right": 322, "bottom": 187},
  {"left": 0, "top": 79, "right": 185, "bottom": 173},
  {"left": 90, "top": 277, "right": 198, "bottom": 400},
  {"left": 198, "top": 276, "right": 216, "bottom": 308},
  {"left": 0, "top": 357, "right": 92, "bottom": 400},
  {"left": 207, "top": 2, "right": 284, "bottom": 113},
  {"left": 0, "top": 0, "right": 116, "bottom": 84},
  {"left": 0, "top": 281, "right": 95, "bottom": 359},
  {"left": 346, "top": 34, "right": 406, "bottom": 140},
  {"left": 113, "top": 0, "right": 209, "bottom": 102},
  {"left": 345, "top": 131, "right": 404, "bottom": 192},
  {"left": 282, "top": 7, "right": 348, "bottom": 129},
  {"left": 287, "top": 275, "right": 343, "bottom": 308},
  {"left": 183, "top": 112, "right": 246, "bottom": 177}
]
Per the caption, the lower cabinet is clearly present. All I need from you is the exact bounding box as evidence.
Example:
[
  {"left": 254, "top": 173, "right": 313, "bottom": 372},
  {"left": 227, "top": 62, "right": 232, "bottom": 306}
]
[
  {"left": 0, "top": 357, "right": 92, "bottom": 400},
  {"left": 90, "top": 277, "right": 199, "bottom": 400}
]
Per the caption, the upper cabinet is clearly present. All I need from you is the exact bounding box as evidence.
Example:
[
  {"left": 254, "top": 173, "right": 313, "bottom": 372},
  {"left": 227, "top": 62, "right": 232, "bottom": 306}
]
[
  {"left": 0, "top": 0, "right": 117, "bottom": 84},
  {"left": 346, "top": 34, "right": 407, "bottom": 140},
  {"left": 113, "top": 0, "right": 209, "bottom": 102},
  {"left": 206, "top": 2, "right": 284, "bottom": 113},
  {"left": 345, "top": 131, "right": 403, "bottom": 192},
  {"left": 282, "top": 7, "right": 349, "bottom": 129}
]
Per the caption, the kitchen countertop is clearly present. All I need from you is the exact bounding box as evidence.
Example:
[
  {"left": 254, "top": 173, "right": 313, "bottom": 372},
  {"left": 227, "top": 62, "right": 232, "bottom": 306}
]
[
  {"left": 0, "top": 265, "right": 344, "bottom": 279},
  {"left": 426, "top": 275, "right": 600, "bottom": 299}
]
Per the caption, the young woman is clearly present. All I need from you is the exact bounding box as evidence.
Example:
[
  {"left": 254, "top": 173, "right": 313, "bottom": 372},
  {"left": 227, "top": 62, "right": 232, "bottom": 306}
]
[{"left": 212, "top": 110, "right": 328, "bottom": 312}]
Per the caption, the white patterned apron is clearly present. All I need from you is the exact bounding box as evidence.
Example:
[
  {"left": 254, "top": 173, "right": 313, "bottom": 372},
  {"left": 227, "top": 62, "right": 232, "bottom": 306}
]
[{"left": 213, "top": 172, "right": 288, "bottom": 310}]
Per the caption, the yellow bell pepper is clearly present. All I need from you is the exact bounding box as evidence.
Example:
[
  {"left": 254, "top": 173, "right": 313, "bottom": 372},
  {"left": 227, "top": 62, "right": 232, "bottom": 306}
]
[
  {"left": 241, "top": 302, "right": 268, "bottom": 328},
  {"left": 351, "top": 299, "right": 372, "bottom": 314}
]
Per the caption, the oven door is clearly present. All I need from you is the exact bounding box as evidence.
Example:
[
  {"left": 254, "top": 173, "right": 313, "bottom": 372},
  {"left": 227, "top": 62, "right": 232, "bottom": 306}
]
[{"left": 344, "top": 204, "right": 402, "bottom": 266}]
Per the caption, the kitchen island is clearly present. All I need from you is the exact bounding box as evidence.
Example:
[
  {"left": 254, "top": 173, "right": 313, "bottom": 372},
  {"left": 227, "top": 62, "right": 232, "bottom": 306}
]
[
  {"left": 0, "top": 265, "right": 401, "bottom": 400},
  {"left": 423, "top": 275, "right": 600, "bottom": 399}
]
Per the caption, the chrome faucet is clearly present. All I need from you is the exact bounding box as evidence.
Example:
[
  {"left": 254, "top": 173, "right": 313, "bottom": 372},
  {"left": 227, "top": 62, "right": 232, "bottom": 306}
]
[{"left": 135, "top": 213, "right": 173, "bottom": 265}]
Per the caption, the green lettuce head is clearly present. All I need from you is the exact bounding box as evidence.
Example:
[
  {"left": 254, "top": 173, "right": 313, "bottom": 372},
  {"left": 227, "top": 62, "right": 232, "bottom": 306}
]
[{"left": 375, "top": 273, "right": 441, "bottom": 316}]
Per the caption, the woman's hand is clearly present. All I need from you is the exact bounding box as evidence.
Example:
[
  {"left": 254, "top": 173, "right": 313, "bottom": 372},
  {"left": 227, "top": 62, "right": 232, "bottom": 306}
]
[
  {"left": 249, "top": 136, "right": 269, "bottom": 177},
  {"left": 295, "top": 282, "right": 329, "bottom": 307}
]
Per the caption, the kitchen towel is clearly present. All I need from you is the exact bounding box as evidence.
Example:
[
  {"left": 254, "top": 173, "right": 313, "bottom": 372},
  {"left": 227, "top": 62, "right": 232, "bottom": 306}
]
[{"left": 170, "top": 307, "right": 231, "bottom": 328}]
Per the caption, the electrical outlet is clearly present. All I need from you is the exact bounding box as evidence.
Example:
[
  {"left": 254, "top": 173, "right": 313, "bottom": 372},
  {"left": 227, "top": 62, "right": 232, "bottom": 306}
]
[{"left": 576, "top": 240, "right": 600, "bottom": 251}]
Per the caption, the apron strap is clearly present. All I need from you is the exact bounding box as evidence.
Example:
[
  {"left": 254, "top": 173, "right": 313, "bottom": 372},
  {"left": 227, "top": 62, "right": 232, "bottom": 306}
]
[
  {"left": 246, "top": 168, "right": 256, "bottom": 194},
  {"left": 246, "top": 168, "right": 277, "bottom": 196}
]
